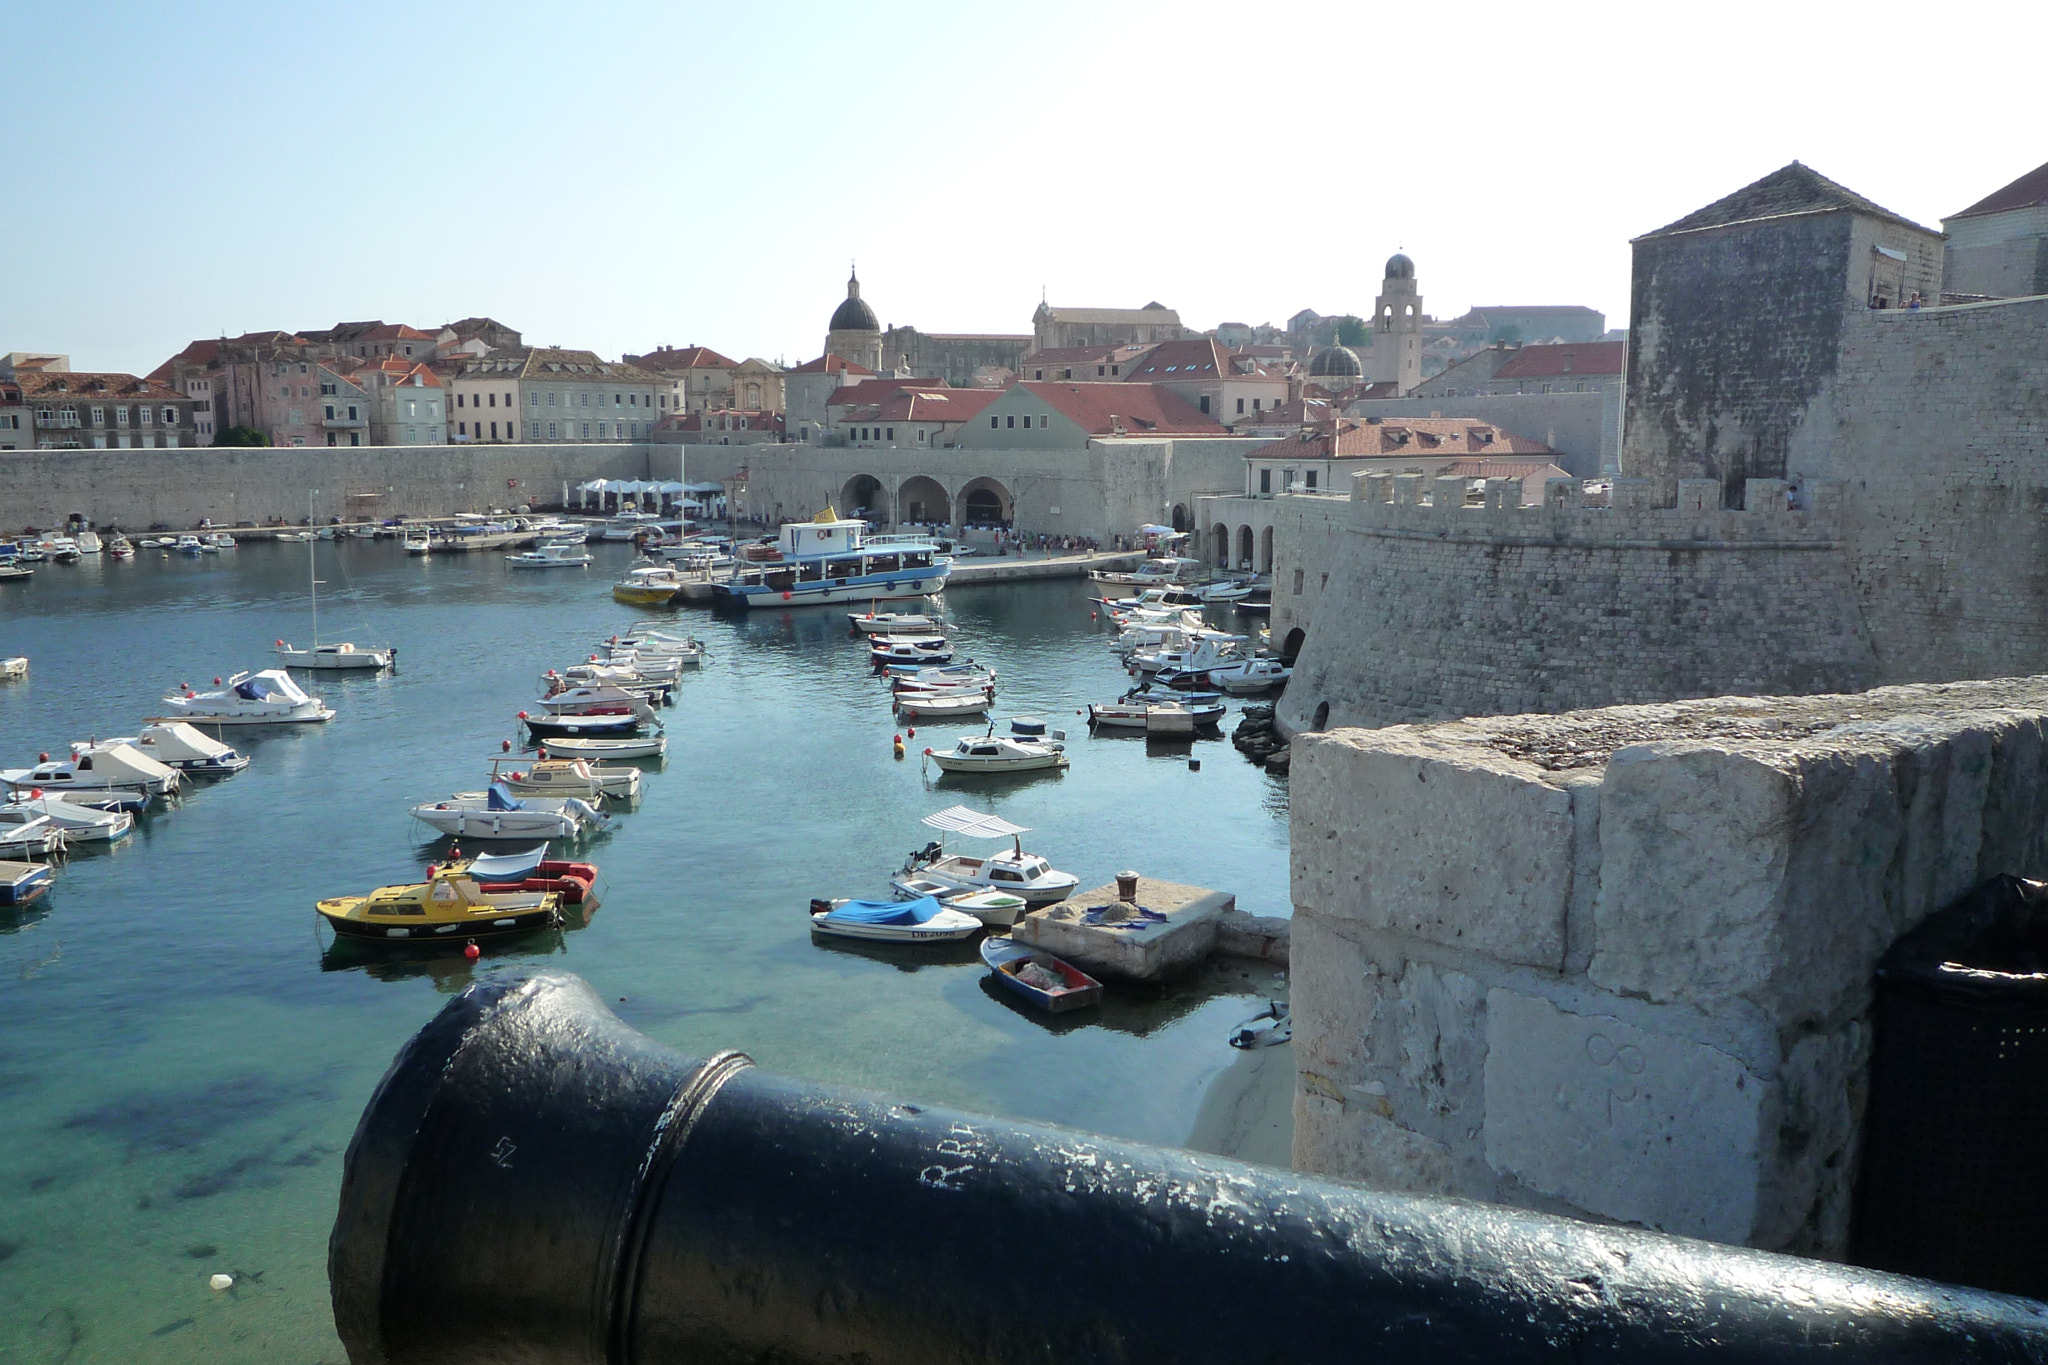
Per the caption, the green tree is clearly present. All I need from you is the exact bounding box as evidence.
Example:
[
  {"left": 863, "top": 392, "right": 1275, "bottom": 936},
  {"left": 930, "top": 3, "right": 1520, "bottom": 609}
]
[
  {"left": 1334, "top": 314, "right": 1369, "bottom": 346},
  {"left": 216, "top": 426, "right": 269, "bottom": 446}
]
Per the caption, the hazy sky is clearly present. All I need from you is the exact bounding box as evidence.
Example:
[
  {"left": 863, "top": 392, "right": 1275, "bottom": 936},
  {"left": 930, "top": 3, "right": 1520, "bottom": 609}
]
[{"left": 10, "top": 1, "right": 2043, "bottom": 376}]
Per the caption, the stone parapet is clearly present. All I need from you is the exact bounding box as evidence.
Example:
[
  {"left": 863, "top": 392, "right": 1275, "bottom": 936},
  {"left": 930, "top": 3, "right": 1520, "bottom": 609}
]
[
  {"left": 1349, "top": 471, "right": 1843, "bottom": 549},
  {"left": 1288, "top": 676, "right": 2048, "bottom": 1257}
]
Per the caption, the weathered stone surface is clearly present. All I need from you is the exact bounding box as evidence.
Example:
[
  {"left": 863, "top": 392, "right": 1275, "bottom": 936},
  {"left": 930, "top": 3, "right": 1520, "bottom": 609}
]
[
  {"left": 1293, "top": 728, "right": 1572, "bottom": 969},
  {"left": 1483, "top": 989, "right": 1767, "bottom": 1245},
  {"left": 1287, "top": 912, "right": 1375, "bottom": 1086},
  {"left": 1213, "top": 909, "right": 1290, "bottom": 965},
  {"left": 1292, "top": 1086, "right": 1452, "bottom": 1193},
  {"left": 1014, "top": 878, "right": 1230, "bottom": 982}
]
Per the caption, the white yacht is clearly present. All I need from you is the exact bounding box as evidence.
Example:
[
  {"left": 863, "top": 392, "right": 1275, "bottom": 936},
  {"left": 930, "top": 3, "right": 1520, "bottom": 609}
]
[
  {"left": 506, "top": 542, "right": 592, "bottom": 569},
  {"left": 0, "top": 794, "right": 133, "bottom": 843},
  {"left": 409, "top": 783, "right": 609, "bottom": 840},
  {"left": 74, "top": 530, "right": 103, "bottom": 555},
  {"left": 154, "top": 669, "right": 334, "bottom": 724},
  {"left": 0, "top": 742, "right": 180, "bottom": 798},
  {"left": 922, "top": 733, "right": 1069, "bottom": 775},
  {"left": 122, "top": 721, "right": 252, "bottom": 775},
  {"left": 896, "top": 806, "right": 1080, "bottom": 907}
]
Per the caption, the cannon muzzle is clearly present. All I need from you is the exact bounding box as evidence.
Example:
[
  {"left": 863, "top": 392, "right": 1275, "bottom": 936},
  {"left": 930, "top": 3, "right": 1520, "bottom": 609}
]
[{"left": 332, "top": 970, "right": 2048, "bottom": 1363}]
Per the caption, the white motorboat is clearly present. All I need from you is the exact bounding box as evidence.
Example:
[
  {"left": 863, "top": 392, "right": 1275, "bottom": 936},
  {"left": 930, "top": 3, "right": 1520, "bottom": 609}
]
[
  {"left": 897, "top": 806, "right": 1080, "bottom": 907},
  {"left": 1127, "top": 636, "right": 1244, "bottom": 677},
  {"left": 402, "top": 528, "right": 434, "bottom": 556},
  {"left": 1097, "top": 586, "right": 1206, "bottom": 614},
  {"left": 886, "top": 878, "right": 1029, "bottom": 927},
  {"left": 154, "top": 669, "right": 334, "bottom": 724},
  {"left": 599, "top": 512, "right": 664, "bottom": 541},
  {"left": 807, "top": 894, "right": 983, "bottom": 943},
  {"left": 530, "top": 683, "right": 661, "bottom": 726},
  {"left": 123, "top": 721, "right": 252, "bottom": 775},
  {"left": 2, "top": 743, "right": 180, "bottom": 798},
  {"left": 1, "top": 794, "right": 133, "bottom": 843},
  {"left": 597, "top": 630, "right": 706, "bottom": 668},
  {"left": 611, "top": 563, "right": 686, "bottom": 606},
  {"left": 542, "top": 662, "right": 675, "bottom": 700},
  {"left": 847, "top": 610, "right": 943, "bottom": 636},
  {"left": 74, "top": 530, "right": 103, "bottom": 555},
  {"left": 409, "top": 783, "right": 610, "bottom": 840},
  {"left": 1208, "top": 657, "right": 1292, "bottom": 693},
  {"left": 1199, "top": 579, "right": 1256, "bottom": 603},
  {"left": 872, "top": 638, "right": 954, "bottom": 667},
  {"left": 106, "top": 534, "right": 134, "bottom": 559},
  {"left": 0, "top": 657, "right": 25, "bottom": 678},
  {"left": 890, "top": 663, "right": 995, "bottom": 693},
  {"left": 1087, "top": 687, "right": 1226, "bottom": 732},
  {"left": 894, "top": 689, "right": 993, "bottom": 721},
  {"left": 0, "top": 563, "right": 31, "bottom": 582},
  {"left": 0, "top": 814, "right": 65, "bottom": 859},
  {"left": 1086, "top": 556, "right": 1208, "bottom": 599},
  {"left": 923, "top": 733, "right": 1069, "bottom": 775},
  {"left": 172, "top": 535, "right": 205, "bottom": 555},
  {"left": 207, "top": 533, "right": 237, "bottom": 551},
  {"left": 506, "top": 543, "right": 592, "bottom": 569},
  {"left": 536, "top": 734, "right": 668, "bottom": 761},
  {"left": 491, "top": 757, "right": 641, "bottom": 800}
]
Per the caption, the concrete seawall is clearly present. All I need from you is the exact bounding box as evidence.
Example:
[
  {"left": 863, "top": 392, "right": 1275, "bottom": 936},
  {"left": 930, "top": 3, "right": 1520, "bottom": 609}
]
[{"left": 0, "top": 442, "right": 659, "bottom": 531}]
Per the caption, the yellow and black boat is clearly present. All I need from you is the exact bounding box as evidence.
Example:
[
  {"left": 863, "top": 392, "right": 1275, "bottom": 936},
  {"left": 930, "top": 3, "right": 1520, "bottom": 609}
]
[{"left": 316, "top": 864, "right": 563, "bottom": 943}]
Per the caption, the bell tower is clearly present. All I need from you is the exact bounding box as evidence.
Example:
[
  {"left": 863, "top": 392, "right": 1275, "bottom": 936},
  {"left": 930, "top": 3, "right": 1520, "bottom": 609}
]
[{"left": 1371, "top": 252, "right": 1423, "bottom": 394}]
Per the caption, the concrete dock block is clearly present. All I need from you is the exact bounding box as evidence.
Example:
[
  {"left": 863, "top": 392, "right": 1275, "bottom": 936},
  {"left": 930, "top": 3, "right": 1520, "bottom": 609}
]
[{"left": 1015, "top": 877, "right": 1233, "bottom": 981}]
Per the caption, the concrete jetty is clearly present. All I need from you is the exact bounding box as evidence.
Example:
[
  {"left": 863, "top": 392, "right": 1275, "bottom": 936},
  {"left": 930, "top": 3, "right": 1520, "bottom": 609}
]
[{"left": 668, "top": 548, "right": 1145, "bottom": 605}]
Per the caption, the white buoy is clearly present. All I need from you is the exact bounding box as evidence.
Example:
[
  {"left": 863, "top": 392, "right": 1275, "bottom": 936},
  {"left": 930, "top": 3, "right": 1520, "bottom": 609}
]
[{"left": 209, "top": 1273, "right": 234, "bottom": 1291}]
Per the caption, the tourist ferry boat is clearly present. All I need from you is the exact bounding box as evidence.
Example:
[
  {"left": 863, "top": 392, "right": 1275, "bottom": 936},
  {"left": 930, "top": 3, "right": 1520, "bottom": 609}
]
[{"left": 709, "top": 509, "right": 948, "bottom": 611}]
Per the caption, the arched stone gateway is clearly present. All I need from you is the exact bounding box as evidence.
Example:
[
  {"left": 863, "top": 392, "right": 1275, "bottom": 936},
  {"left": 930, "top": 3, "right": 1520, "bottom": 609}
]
[
  {"left": 841, "top": 474, "right": 884, "bottom": 520},
  {"left": 1281, "top": 627, "right": 1306, "bottom": 662},
  {"left": 897, "top": 475, "right": 950, "bottom": 528},
  {"left": 1211, "top": 523, "right": 1229, "bottom": 568},
  {"left": 1259, "top": 525, "right": 1274, "bottom": 574},
  {"left": 1171, "top": 504, "right": 1189, "bottom": 533},
  {"left": 1238, "top": 525, "right": 1255, "bottom": 571},
  {"left": 958, "top": 476, "right": 1014, "bottom": 529}
]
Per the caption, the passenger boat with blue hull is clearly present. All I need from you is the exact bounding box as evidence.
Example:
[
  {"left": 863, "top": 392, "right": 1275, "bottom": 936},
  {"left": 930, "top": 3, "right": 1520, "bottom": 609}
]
[{"left": 710, "top": 509, "right": 949, "bottom": 610}]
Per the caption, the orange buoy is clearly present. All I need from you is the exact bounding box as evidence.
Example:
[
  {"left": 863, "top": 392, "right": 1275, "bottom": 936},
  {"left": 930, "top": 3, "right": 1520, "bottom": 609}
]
[{"left": 463, "top": 942, "right": 480, "bottom": 961}]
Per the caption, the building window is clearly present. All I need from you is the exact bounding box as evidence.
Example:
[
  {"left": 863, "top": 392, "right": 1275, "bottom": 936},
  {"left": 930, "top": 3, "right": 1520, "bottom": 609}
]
[
  {"left": 1293, "top": 568, "right": 1305, "bottom": 594},
  {"left": 1034, "top": 370, "right": 1043, "bottom": 380},
  {"left": 531, "top": 392, "right": 540, "bottom": 406},
  {"left": 1097, "top": 366, "right": 1105, "bottom": 376},
  {"left": 90, "top": 406, "right": 104, "bottom": 425},
  {"left": 547, "top": 393, "right": 556, "bottom": 405},
  {"left": 1041, "top": 414, "right": 1049, "bottom": 427},
  {"left": 456, "top": 393, "right": 465, "bottom": 408},
  {"left": 1254, "top": 398, "right": 1262, "bottom": 410},
  {"left": 350, "top": 433, "right": 360, "bottom": 446},
  {"left": 597, "top": 422, "right": 608, "bottom": 438},
  {"left": 580, "top": 392, "right": 589, "bottom": 407},
  {"left": 490, "top": 422, "right": 498, "bottom": 439},
  {"left": 1236, "top": 398, "right": 1244, "bottom": 414},
  {"left": 347, "top": 405, "right": 357, "bottom": 420},
  {"left": 990, "top": 415, "right": 999, "bottom": 429},
  {"left": 1199, "top": 396, "right": 1210, "bottom": 414},
  {"left": 116, "top": 406, "right": 129, "bottom": 424},
  {"left": 1111, "top": 365, "right": 1119, "bottom": 375},
  {"left": 138, "top": 406, "right": 153, "bottom": 425},
  {"left": 327, "top": 432, "right": 337, "bottom": 446},
  {"left": 1306, "top": 470, "right": 1317, "bottom": 489},
  {"left": 917, "top": 428, "right": 927, "bottom": 444},
  {"left": 885, "top": 427, "right": 894, "bottom": 440},
  {"left": 1260, "top": 468, "right": 1271, "bottom": 494},
  {"left": 1021, "top": 416, "right": 1031, "bottom": 429},
  {"left": 321, "top": 382, "right": 337, "bottom": 396},
  {"left": 549, "top": 422, "right": 558, "bottom": 439},
  {"left": 458, "top": 421, "right": 467, "bottom": 436},
  {"left": 581, "top": 422, "right": 590, "bottom": 438},
  {"left": 1006, "top": 415, "right": 1015, "bottom": 428}
]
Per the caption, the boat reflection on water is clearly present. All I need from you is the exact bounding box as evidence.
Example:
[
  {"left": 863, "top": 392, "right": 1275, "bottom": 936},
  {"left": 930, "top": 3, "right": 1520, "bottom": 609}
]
[
  {"left": 319, "top": 908, "right": 599, "bottom": 991},
  {"left": 976, "top": 955, "right": 1286, "bottom": 1039},
  {"left": 806, "top": 930, "right": 982, "bottom": 973}
]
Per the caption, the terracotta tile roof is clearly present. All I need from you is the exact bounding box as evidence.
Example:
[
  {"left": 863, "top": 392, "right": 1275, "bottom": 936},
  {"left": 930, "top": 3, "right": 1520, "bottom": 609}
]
[
  {"left": 1252, "top": 416, "right": 1553, "bottom": 460},
  {"left": 1020, "top": 343, "right": 1157, "bottom": 368},
  {"left": 1016, "top": 381, "right": 1227, "bottom": 436},
  {"left": 1124, "top": 338, "right": 1244, "bottom": 380},
  {"left": 459, "top": 347, "right": 661, "bottom": 385},
  {"left": 1490, "top": 340, "right": 1626, "bottom": 380},
  {"left": 1639, "top": 161, "right": 1935, "bottom": 240},
  {"left": 627, "top": 344, "right": 738, "bottom": 371},
  {"left": 788, "top": 353, "right": 876, "bottom": 376},
  {"left": 359, "top": 322, "right": 434, "bottom": 341},
  {"left": 1950, "top": 158, "right": 2048, "bottom": 221},
  {"left": 15, "top": 370, "right": 185, "bottom": 403},
  {"left": 850, "top": 388, "right": 1001, "bottom": 424},
  {"left": 826, "top": 378, "right": 951, "bottom": 407}
]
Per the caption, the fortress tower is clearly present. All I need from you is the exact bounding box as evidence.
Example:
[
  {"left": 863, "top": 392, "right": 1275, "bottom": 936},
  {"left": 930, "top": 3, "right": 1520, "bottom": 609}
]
[{"left": 1369, "top": 253, "right": 1423, "bottom": 394}]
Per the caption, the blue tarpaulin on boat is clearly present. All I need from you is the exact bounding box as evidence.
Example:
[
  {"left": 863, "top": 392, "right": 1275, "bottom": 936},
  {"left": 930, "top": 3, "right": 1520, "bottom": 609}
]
[
  {"left": 486, "top": 783, "right": 524, "bottom": 812},
  {"left": 821, "top": 895, "right": 945, "bottom": 926},
  {"left": 234, "top": 679, "right": 271, "bottom": 700}
]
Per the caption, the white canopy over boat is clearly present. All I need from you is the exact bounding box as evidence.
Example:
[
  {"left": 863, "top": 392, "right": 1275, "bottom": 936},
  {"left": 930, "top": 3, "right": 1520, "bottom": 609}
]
[{"left": 921, "top": 806, "right": 1029, "bottom": 839}]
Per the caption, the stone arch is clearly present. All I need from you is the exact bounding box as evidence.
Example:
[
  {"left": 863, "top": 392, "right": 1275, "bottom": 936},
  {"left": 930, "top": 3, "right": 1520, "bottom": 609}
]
[
  {"left": 1211, "top": 523, "right": 1229, "bottom": 568},
  {"left": 840, "top": 474, "right": 884, "bottom": 518},
  {"left": 1171, "top": 503, "right": 1189, "bottom": 533},
  {"left": 1259, "top": 525, "right": 1274, "bottom": 573},
  {"left": 1282, "top": 627, "right": 1306, "bottom": 661},
  {"left": 897, "top": 475, "right": 950, "bottom": 527},
  {"left": 1238, "top": 525, "right": 1255, "bottom": 571},
  {"left": 959, "top": 475, "right": 1013, "bottom": 528}
]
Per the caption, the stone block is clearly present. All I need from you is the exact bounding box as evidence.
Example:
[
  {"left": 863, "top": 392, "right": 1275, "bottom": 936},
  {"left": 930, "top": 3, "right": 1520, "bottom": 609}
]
[
  {"left": 1432, "top": 475, "right": 1466, "bottom": 512},
  {"left": 1293, "top": 729, "right": 1573, "bottom": 969},
  {"left": 1288, "top": 911, "right": 1376, "bottom": 1085},
  {"left": 1292, "top": 1082, "right": 1453, "bottom": 1193},
  {"left": 1676, "top": 478, "right": 1719, "bottom": 512},
  {"left": 1213, "top": 908, "right": 1290, "bottom": 964},
  {"left": 1482, "top": 989, "right": 1767, "bottom": 1244}
]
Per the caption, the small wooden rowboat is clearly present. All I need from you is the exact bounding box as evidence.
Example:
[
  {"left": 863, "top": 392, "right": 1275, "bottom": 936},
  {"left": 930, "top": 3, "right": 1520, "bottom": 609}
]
[{"left": 981, "top": 935, "right": 1103, "bottom": 1013}]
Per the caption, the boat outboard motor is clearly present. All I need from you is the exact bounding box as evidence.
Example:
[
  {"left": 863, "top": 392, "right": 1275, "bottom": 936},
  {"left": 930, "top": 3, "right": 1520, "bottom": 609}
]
[{"left": 331, "top": 971, "right": 2048, "bottom": 1365}]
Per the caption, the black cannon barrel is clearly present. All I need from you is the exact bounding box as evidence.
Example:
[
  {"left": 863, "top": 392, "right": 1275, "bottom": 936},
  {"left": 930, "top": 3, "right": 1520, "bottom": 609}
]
[{"left": 331, "top": 970, "right": 2048, "bottom": 1364}]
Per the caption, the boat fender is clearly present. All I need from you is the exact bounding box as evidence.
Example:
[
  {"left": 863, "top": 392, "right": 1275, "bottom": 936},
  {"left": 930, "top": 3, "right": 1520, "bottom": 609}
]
[
  {"left": 464, "top": 942, "right": 480, "bottom": 962},
  {"left": 502, "top": 739, "right": 512, "bottom": 752},
  {"left": 905, "top": 727, "right": 915, "bottom": 738},
  {"left": 518, "top": 711, "right": 529, "bottom": 720},
  {"left": 275, "top": 639, "right": 283, "bottom": 647},
  {"left": 427, "top": 864, "right": 438, "bottom": 878},
  {"left": 37, "top": 752, "right": 47, "bottom": 762}
]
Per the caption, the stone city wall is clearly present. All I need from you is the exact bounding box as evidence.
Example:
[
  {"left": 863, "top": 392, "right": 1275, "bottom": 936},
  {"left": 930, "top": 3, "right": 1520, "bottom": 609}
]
[
  {"left": 0, "top": 442, "right": 658, "bottom": 531},
  {"left": 1276, "top": 473, "right": 1877, "bottom": 734},
  {"left": 1289, "top": 675, "right": 2048, "bottom": 1256}
]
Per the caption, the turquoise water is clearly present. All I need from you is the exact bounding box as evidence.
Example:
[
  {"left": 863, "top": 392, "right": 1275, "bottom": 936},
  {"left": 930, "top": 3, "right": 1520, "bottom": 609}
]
[{"left": 0, "top": 539, "right": 1290, "bottom": 1363}]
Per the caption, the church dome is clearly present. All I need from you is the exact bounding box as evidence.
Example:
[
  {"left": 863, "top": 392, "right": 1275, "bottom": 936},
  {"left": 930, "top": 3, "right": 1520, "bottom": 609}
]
[
  {"left": 1309, "top": 344, "right": 1363, "bottom": 379},
  {"left": 829, "top": 270, "right": 880, "bottom": 333},
  {"left": 1384, "top": 252, "right": 1415, "bottom": 280}
]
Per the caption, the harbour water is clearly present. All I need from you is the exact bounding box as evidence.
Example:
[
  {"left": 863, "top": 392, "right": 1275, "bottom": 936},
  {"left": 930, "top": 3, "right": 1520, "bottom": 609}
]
[{"left": 0, "top": 538, "right": 1291, "bottom": 1363}]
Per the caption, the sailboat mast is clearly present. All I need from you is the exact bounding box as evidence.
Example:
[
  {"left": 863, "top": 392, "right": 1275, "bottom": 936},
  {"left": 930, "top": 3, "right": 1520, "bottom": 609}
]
[{"left": 308, "top": 489, "right": 319, "bottom": 648}]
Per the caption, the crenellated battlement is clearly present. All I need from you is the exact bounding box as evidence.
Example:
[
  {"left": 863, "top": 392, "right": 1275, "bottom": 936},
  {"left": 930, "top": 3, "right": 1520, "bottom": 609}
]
[{"left": 1347, "top": 472, "right": 1843, "bottom": 548}]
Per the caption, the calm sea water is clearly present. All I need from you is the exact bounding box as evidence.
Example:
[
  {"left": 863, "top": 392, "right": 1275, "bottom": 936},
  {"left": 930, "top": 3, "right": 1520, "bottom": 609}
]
[{"left": 0, "top": 537, "right": 1290, "bottom": 1363}]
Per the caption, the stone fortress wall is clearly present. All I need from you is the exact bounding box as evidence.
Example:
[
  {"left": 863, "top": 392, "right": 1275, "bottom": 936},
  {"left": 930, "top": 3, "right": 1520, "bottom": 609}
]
[
  {"left": 1277, "top": 472, "right": 1878, "bottom": 734},
  {"left": 0, "top": 441, "right": 657, "bottom": 530},
  {"left": 1288, "top": 676, "right": 2048, "bottom": 1256}
]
